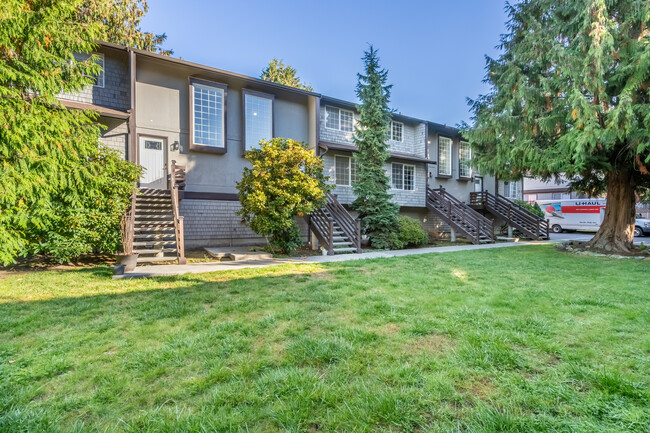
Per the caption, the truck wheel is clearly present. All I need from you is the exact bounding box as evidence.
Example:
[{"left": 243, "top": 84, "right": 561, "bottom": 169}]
[
  {"left": 551, "top": 224, "right": 563, "bottom": 233},
  {"left": 634, "top": 226, "right": 643, "bottom": 237}
]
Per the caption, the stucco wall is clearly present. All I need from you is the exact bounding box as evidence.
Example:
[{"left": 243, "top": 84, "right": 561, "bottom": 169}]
[
  {"left": 427, "top": 131, "right": 499, "bottom": 203},
  {"left": 135, "top": 57, "right": 313, "bottom": 195}
]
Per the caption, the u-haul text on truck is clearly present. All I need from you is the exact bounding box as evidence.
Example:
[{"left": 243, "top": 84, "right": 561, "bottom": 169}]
[{"left": 536, "top": 199, "right": 607, "bottom": 233}]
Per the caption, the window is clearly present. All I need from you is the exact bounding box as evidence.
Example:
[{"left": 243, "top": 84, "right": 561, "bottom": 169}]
[
  {"left": 334, "top": 155, "right": 357, "bottom": 186},
  {"left": 390, "top": 121, "right": 403, "bottom": 142},
  {"left": 244, "top": 91, "right": 273, "bottom": 151},
  {"left": 392, "top": 163, "right": 415, "bottom": 190},
  {"left": 190, "top": 78, "right": 226, "bottom": 151},
  {"left": 458, "top": 141, "right": 471, "bottom": 179},
  {"left": 503, "top": 181, "right": 517, "bottom": 198},
  {"left": 438, "top": 137, "right": 452, "bottom": 176},
  {"left": 325, "top": 106, "right": 354, "bottom": 132},
  {"left": 76, "top": 52, "right": 104, "bottom": 87}
]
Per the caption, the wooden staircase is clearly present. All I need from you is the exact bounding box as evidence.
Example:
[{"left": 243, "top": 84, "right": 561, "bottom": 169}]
[
  {"left": 132, "top": 188, "right": 186, "bottom": 264},
  {"left": 426, "top": 187, "right": 495, "bottom": 245},
  {"left": 469, "top": 191, "right": 549, "bottom": 240},
  {"left": 307, "top": 193, "right": 362, "bottom": 255},
  {"left": 124, "top": 160, "right": 187, "bottom": 265}
]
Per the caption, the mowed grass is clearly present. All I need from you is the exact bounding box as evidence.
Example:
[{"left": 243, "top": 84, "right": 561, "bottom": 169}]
[{"left": 0, "top": 245, "right": 648, "bottom": 433}]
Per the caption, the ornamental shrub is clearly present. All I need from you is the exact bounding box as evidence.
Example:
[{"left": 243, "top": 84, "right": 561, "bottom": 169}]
[
  {"left": 514, "top": 200, "right": 544, "bottom": 219},
  {"left": 237, "top": 138, "right": 331, "bottom": 254},
  {"left": 395, "top": 216, "right": 428, "bottom": 249}
]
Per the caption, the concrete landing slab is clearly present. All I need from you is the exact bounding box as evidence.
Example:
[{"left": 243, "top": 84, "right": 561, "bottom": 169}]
[{"left": 204, "top": 247, "right": 272, "bottom": 262}]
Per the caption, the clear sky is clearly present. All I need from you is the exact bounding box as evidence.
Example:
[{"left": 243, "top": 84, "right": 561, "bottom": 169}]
[{"left": 142, "top": 0, "right": 510, "bottom": 127}]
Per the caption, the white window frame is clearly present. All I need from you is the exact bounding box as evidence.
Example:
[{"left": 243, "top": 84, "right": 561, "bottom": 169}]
[
  {"left": 458, "top": 141, "right": 472, "bottom": 179},
  {"left": 391, "top": 162, "right": 416, "bottom": 191},
  {"left": 503, "top": 181, "right": 518, "bottom": 198},
  {"left": 243, "top": 90, "right": 274, "bottom": 152},
  {"left": 325, "top": 106, "right": 354, "bottom": 132},
  {"left": 77, "top": 52, "right": 104, "bottom": 88},
  {"left": 438, "top": 136, "right": 453, "bottom": 177},
  {"left": 189, "top": 78, "right": 227, "bottom": 152},
  {"left": 390, "top": 121, "right": 403, "bottom": 142},
  {"left": 334, "top": 155, "right": 357, "bottom": 186}
]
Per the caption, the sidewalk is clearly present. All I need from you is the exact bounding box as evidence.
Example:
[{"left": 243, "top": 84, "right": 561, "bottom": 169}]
[{"left": 116, "top": 239, "right": 555, "bottom": 279}]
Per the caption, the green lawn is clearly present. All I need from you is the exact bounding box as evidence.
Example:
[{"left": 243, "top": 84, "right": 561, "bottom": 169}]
[{"left": 1, "top": 246, "right": 648, "bottom": 432}]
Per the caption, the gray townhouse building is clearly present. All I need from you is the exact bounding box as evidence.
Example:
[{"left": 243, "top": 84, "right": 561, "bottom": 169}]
[{"left": 59, "top": 42, "right": 546, "bottom": 264}]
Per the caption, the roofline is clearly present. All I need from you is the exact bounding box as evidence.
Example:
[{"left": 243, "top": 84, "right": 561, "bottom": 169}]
[
  {"left": 96, "top": 41, "right": 464, "bottom": 133},
  {"left": 96, "top": 41, "right": 322, "bottom": 98},
  {"left": 321, "top": 95, "right": 464, "bottom": 137}
]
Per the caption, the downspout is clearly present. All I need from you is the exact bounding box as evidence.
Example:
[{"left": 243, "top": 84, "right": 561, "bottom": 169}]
[{"left": 128, "top": 48, "right": 137, "bottom": 163}]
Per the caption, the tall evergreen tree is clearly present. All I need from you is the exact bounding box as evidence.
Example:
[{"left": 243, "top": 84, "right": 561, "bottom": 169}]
[
  {"left": 0, "top": 0, "right": 140, "bottom": 264},
  {"left": 352, "top": 46, "right": 399, "bottom": 249},
  {"left": 260, "top": 58, "right": 313, "bottom": 91},
  {"left": 466, "top": 0, "right": 650, "bottom": 253},
  {"left": 80, "top": 0, "right": 172, "bottom": 55}
]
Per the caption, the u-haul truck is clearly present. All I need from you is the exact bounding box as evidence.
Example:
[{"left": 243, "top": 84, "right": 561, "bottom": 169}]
[{"left": 536, "top": 199, "right": 607, "bottom": 233}]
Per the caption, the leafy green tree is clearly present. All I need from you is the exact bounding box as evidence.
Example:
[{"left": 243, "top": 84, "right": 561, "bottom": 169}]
[
  {"left": 0, "top": 0, "right": 140, "bottom": 264},
  {"left": 80, "top": 0, "right": 172, "bottom": 55},
  {"left": 237, "top": 138, "right": 330, "bottom": 254},
  {"left": 352, "top": 46, "right": 399, "bottom": 249},
  {"left": 33, "top": 147, "right": 141, "bottom": 262},
  {"left": 466, "top": 0, "right": 650, "bottom": 253},
  {"left": 261, "top": 58, "right": 313, "bottom": 91}
]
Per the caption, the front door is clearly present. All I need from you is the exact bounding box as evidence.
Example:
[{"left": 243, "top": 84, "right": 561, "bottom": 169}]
[
  {"left": 139, "top": 136, "right": 166, "bottom": 189},
  {"left": 473, "top": 176, "right": 483, "bottom": 192}
]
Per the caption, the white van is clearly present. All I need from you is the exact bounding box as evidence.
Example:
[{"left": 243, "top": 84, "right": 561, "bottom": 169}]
[{"left": 536, "top": 199, "right": 607, "bottom": 233}]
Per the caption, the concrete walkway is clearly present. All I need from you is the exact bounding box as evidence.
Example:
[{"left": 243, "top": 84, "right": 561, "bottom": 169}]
[{"left": 116, "top": 239, "right": 556, "bottom": 279}]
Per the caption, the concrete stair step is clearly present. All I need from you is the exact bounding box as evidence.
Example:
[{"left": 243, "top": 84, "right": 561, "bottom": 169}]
[
  {"left": 135, "top": 248, "right": 177, "bottom": 255},
  {"left": 137, "top": 256, "right": 178, "bottom": 263},
  {"left": 333, "top": 247, "right": 357, "bottom": 254}
]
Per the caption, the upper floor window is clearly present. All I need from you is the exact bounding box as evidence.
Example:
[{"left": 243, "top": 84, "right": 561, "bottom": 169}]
[
  {"left": 503, "top": 181, "right": 517, "bottom": 198},
  {"left": 392, "top": 163, "right": 415, "bottom": 191},
  {"left": 335, "top": 155, "right": 357, "bottom": 186},
  {"left": 390, "top": 121, "right": 403, "bottom": 142},
  {"left": 244, "top": 90, "right": 273, "bottom": 151},
  {"left": 76, "top": 52, "right": 104, "bottom": 88},
  {"left": 190, "top": 78, "right": 226, "bottom": 152},
  {"left": 325, "top": 106, "right": 354, "bottom": 132},
  {"left": 458, "top": 141, "right": 471, "bottom": 179},
  {"left": 438, "top": 137, "right": 452, "bottom": 176}
]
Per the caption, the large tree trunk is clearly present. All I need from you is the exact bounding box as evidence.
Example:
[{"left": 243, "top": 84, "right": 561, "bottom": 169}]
[{"left": 586, "top": 171, "right": 636, "bottom": 253}]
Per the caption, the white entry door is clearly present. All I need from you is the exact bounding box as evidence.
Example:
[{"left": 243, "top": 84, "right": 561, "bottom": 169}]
[
  {"left": 139, "top": 136, "right": 166, "bottom": 189},
  {"left": 473, "top": 176, "right": 484, "bottom": 192}
]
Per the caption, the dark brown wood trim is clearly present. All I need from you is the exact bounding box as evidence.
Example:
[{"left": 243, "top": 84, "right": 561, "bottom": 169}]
[
  {"left": 180, "top": 191, "right": 239, "bottom": 201},
  {"left": 128, "top": 50, "right": 137, "bottom": 162},
  {"left": 315, "top": 98, "right": 321, "bottom": 156},
  {"left": 189, "top": 77, "right": 228, "bottom": 154},
  {"left": 241, "top": 88, "right": 275, "bottom": 156},
  {"left": 424, "top": 122, "right": 430, "bottom": 191}
]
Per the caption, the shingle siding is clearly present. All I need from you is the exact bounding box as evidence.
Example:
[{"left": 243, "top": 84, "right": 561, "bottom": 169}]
[
  {"left": 99, "top": 117, "right": 128, "bottom": 155},
  {"left": 323, "top": 152, "right": 426, "bottom": 207},
  {"left": 60, "top": 49, "right": 130, "bottom": 111},
  {"left": 180, "top": 199, "right": 308, "bottom": 247}
]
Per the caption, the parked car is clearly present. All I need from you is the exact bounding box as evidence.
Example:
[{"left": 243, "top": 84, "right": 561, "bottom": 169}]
[{"left": 635, "top": 216, "right": 650, "bottom": 237}]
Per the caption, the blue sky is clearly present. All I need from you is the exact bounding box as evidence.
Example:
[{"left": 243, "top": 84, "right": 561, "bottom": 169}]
[{"left": 142, "top": 1, "right": 510, "bottom": 126}]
